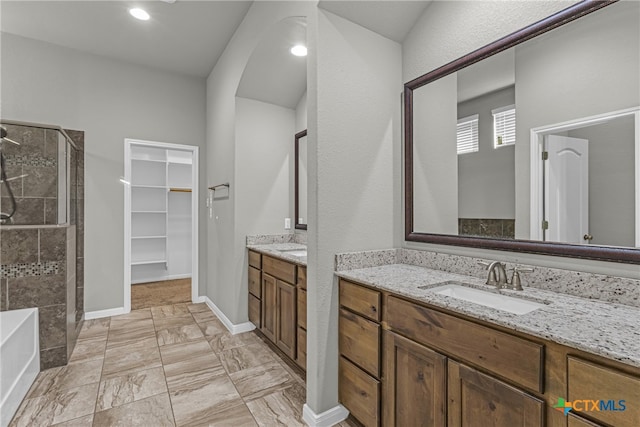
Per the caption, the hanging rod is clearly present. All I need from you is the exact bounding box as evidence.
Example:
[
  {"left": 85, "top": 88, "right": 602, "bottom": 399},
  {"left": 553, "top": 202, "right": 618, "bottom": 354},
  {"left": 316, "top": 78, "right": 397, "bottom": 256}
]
[{"left": 208, "top": 183, "right": 230, "bottom": 191}]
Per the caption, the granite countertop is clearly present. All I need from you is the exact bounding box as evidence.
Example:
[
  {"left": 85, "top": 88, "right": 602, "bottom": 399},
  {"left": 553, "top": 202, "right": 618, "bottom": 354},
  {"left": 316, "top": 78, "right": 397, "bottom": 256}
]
[
  {"left": 247, "top": 243, "right": 307, "bottom": 266},
  {"left": 336, "top": 264, "right": 640, "bottom": 368}
]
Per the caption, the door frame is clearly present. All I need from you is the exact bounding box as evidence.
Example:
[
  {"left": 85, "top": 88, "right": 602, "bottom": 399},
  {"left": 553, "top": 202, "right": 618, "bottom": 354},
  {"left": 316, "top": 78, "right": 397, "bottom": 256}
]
[
  {"left": 530, "top": 106, "right": 640, "bottom": 245},
  {"left": 124, "top": 139, "right": 199, "bottom": 313}
]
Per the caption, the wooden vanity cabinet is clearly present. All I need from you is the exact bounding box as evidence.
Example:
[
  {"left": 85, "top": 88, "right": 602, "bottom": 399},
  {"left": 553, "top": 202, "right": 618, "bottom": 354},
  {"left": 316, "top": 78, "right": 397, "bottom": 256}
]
[{"left": 248, "top": 251, "right": 306, "bottom": 371}]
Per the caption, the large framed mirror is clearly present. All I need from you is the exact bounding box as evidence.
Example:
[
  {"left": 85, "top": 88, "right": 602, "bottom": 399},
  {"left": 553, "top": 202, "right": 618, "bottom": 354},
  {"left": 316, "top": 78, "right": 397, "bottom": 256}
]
[
  {"left": 295, "top": 129, "right": 308, "bottom": 230},
  {"left": 404, "top": 0, "right": 640, "bottom": 263}
]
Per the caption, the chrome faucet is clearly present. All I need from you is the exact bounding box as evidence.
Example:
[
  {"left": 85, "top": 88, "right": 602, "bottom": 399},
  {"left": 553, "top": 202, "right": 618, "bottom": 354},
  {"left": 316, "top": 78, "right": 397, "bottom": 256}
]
[{"left": 479, "top": 261, "right": 533, "bottom": 290}]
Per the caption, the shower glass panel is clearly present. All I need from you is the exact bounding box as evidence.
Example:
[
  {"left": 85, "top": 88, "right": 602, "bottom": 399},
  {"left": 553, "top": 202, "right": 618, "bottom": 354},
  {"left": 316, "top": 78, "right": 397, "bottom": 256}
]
[{"left": 0, "top": 122, "right": 76, "bottom": 226}]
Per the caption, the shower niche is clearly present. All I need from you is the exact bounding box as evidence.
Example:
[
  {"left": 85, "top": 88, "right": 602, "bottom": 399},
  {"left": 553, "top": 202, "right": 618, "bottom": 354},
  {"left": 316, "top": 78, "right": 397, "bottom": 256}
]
[{"left": 0, "top": 121, "right": 85, "bottom": 369}]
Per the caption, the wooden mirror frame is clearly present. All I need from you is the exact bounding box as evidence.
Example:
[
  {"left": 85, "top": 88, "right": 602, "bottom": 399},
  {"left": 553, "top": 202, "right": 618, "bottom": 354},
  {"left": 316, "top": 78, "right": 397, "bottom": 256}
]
[
  {"left": 295, "top": 129, "right": 307, "bottom": 230},
  {"left": 403, "top": 0, "right": 640, "bottom": 263}
]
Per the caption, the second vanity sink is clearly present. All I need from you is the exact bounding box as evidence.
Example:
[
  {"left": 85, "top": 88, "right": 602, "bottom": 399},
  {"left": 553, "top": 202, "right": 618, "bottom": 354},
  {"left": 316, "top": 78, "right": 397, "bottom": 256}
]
[
  {"left": 420, "top": 281, "right": 546, "bottom": 315},
  {"left": 278, "top": 248, "right": 307, "bottom": 257}
]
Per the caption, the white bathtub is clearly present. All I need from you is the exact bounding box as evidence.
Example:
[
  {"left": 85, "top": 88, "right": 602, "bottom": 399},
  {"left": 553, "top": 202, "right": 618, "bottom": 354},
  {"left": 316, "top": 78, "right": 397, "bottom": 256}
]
[{"left": 0, "top": 308, "right": 40, "bottom": 427}]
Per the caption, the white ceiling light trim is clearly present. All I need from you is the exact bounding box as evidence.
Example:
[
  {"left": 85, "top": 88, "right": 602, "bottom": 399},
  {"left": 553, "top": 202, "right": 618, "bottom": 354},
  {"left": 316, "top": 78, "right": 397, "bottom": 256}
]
[
  {"left": 290, "top": 45, "right": 307, "bottom": 57},
  {"left": 129, "top": 8, "right": 150, "bottom": 21}
]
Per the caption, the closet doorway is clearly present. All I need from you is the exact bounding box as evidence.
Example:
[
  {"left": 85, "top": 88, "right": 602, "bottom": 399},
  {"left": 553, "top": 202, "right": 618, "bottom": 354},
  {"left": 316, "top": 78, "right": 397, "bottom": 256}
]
[{"left": 123, "top": 139, "right": 199, "bottom": 312}]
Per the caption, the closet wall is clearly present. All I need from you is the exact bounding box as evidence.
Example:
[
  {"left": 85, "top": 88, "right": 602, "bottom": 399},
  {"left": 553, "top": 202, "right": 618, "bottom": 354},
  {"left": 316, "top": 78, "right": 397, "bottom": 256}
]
[{"left": 130, "top": 146, "right": 192, "bottom": 284}]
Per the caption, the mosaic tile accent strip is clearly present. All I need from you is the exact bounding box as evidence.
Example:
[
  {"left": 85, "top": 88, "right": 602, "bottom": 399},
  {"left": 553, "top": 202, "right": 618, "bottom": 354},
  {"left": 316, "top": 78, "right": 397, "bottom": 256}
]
[
  {"left": 0, "top": 261, "right": 60, "bottom": 278},
  {"left": 4, "top": 154, "right": 57, "bottom": 167}
]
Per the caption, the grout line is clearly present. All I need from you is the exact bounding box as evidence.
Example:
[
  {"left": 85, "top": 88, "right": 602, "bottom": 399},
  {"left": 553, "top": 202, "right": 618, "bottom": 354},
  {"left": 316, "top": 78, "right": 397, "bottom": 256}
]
[{"left": 153, "top": 305, "right": 178, "bottom": 427}]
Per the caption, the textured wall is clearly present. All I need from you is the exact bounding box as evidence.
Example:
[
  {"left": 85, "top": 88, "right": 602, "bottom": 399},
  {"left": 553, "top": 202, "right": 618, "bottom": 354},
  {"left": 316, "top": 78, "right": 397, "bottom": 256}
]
[{"left": 1, "top": 33, "right": 207, "bottom": 311}]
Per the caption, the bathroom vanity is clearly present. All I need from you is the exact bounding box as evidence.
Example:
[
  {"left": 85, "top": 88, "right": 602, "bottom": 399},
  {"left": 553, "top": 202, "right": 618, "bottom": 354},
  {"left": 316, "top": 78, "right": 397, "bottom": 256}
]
[
  {"left": 247, "top": 242, "right": 307, "bottom": 371},
  {"left": 336, "top": 263, "right": 640, "bottom": 427}
]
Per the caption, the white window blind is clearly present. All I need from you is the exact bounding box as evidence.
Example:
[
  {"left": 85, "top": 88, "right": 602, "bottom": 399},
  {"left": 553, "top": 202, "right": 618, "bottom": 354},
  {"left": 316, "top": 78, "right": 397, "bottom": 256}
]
[
  {"left": 456, "top": 114, "right": 479, "bottom": 155},
  {"left": 492, "top": 105, "right": 516, "bottom": 148}
]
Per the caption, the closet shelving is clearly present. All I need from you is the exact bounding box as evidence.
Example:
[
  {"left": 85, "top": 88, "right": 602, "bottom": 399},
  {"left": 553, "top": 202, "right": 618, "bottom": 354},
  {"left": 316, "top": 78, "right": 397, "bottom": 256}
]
[{"left": 130, "top": 147, "right": 192, "bottom": 282}]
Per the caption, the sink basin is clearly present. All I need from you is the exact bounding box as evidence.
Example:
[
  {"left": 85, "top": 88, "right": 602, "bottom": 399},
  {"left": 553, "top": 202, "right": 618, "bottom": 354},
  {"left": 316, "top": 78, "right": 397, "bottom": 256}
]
[
  {"left": 278, "top": 249, "right": 307, "bottom": 257},
  {"left": 421, "top": 281, "right": 546, "bottom": 315}
]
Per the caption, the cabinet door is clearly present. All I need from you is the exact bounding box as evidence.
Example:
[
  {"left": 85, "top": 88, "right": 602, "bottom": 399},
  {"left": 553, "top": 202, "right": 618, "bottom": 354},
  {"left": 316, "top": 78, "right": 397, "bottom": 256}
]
[
  {"left": 276, "top": 280, "right": 296, "bottom": 359},
  {"left": 261, "top": 273, "right": 277, "bottom": 342},
  {"left": 567, "top": 413, "right": 603, "bottom": 427},
  {"left": 382, "top": 331, "right": 446, "bottom": 427},
  {"left": 448, "top": 361, "right": 544, "bottom": 427}
]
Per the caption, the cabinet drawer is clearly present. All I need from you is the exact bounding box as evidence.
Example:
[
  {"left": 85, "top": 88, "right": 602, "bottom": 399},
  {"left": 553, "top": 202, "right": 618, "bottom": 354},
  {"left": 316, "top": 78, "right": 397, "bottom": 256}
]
[
  {"left": 339, "top": 308, "right": 380, "bottom": 378},
  {"left": 568, "top": 357, "right": 639, "bottom": 427},
  {"left": 248, "top": 294, "right": 261, "bottom": 328},
  {"left": 339, "top": 356, "right": 380, "bottom": 427},
  {"left": 386, "top": 295, "right": 543, "bottom": 393},
  {"left": 296, "top": 327, "right": 306, "bottom": 370},
  {"left": 248, "top": 266, "right": 261, "bottom": 298},
  {"left": 297, "top": 287, "right": 307, "bottom": 330},
  {"left": 567, "top": 414, "right": 603, "bottom": 427},
  {"left": 339, "top": 280, "right": 381, "bottom": 322},
  {"left": 263, "top": 255, "right": 296, "bottom": 284},
  {"left": 297, "top": 266, "right": 306, "bottom": 289},
  {"left": 249, "top": 250, "right": 261, "bottom": 269}
]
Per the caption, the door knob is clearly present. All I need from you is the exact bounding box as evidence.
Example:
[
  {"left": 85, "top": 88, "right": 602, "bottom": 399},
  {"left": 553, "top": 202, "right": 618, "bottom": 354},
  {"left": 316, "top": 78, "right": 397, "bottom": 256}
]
[{"left": 583, "top": 234, "right": 593, "bottom": 241}]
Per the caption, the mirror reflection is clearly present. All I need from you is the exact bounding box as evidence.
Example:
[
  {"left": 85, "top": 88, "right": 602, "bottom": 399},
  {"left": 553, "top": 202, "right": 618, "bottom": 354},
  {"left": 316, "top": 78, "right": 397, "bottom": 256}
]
[
  {"left": 295, "top": 129, "right": 307, "bottom": 229},
  {"left": 412, "top": 1, "right": 639, "bottom": 249}
]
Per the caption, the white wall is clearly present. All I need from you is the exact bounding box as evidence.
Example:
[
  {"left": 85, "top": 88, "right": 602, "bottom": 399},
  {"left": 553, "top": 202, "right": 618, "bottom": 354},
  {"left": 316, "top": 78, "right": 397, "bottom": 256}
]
[
  {"left": 0, "top": 33, "right": 207, "bottom": 311},
  {"left": 295, "top": 91, "right": 308, "bottom": 227},
  {"left": 235, "top": 96, "right": 295, "bottom": 241},
  {"left": 205, "top": 1, "right": 313, "bottom": 326},
  {"left": 309, "top": 8, "right": 400, "bottom": 413},
  {"left": 402, "top": 0, "right": 640, "bottom": 279},
  {"left": 296, "top": 91, "right": 308, "bottom": 133},
  {"left": 458, "top": 86, "right": 515, "bottom": 219}
]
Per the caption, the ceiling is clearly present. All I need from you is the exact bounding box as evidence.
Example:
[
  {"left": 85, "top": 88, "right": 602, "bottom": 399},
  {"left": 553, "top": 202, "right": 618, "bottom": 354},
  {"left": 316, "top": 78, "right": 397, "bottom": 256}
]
[
  {"left": 318, "top": 0, "right": 431, "bottom": 43},
  {"left": 0, "top": 1, "right": 252, "bottom": 78},
  {"left": 457, "top": 48, "right": 515, "bottom": 103},
  {"left": 236, "top": 17, "right": 307, "bottom": 110}
]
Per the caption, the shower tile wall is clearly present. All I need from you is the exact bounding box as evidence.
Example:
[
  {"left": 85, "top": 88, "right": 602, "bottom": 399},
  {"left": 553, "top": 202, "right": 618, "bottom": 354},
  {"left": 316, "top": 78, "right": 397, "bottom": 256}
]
[
  {"left": 0, "top": 124, "right": 85, "bottom": 369},
  {"left": 0, "top": 125, "right": 59, "bottom": 225}
]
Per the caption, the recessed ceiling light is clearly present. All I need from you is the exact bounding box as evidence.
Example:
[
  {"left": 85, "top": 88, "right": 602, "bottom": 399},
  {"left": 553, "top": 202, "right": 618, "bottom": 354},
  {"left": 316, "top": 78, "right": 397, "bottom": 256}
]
[
  {"left": 129, "top": 8, "right": 150, "bottom": 21},
  {"left": 290, "top": 45, "right": 307, "bottom": 57}
]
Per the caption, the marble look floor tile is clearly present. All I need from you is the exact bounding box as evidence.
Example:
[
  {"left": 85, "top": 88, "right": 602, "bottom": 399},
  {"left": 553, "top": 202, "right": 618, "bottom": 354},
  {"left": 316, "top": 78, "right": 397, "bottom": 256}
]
[
  {"left": 186, "top": 400, "right": 258, "bottom": 427},
  {"left": 151, "top": 303, "right": 190, "bottom": 318},
  {"left": 107, "top": 318, "right": 156, "bottom": 349},
  {"left": 159, "top": 338, "right": 219, "bottom": 366},
  {"left": 153, "top": 313, "right": 196, "bottom": 330},
  {"left": 156, "top": 323, "right": 204, "bottom": 346},
  {"left": 246, "top": 382, "right": 306, "bottom": 427},
  {"left": 68, "top": 336, "right": 107, "bottom": 363},
  {"left": 96, "top": 366, "right": 167, "bottom": 411},
  {"left": 169, "top": 371, "right": 242, "bottom": 427},
  {"left": 26, "top": 366, "right": 62, "bottom": 399},
  {"left": 102, "top": 337, "right": 161, "bottom": 380},
  {"left": 10, "top": 383, "right": 98, "bottom": 427},
  {"left": 186, "top": 303, "right": 209, "bottom": 314},
  {"left": 162, "top": 341, "right": 223, "bottom": 392},
  {"left": 50, "top": 358, "right": 104, "bottom": 392},
  {"left": 92, "top": 393, "right": 175, "bottom": 427},
  {"left": 220, "top": 343, "right": 276, "bottom": 374},
  {"left": 77, "top": 318, "right": 109, "bottom": 340},
  {"left": 191, "top": 310, "right": 218, "bottom": 324},
  {"left": 198, "top": 320, "right": 227, "bottom": 338},
  {"left": 109, "top": 309, "right": 152, "bottom": 324},
  {"left": 228, "top": 360, "right": 294, "bottom": 401},
  {"left": 51, "top": 414, "right": 93, "bottom": 426},
  {"left": 207, "top": 331, "right": 261, "bottom": 353}
]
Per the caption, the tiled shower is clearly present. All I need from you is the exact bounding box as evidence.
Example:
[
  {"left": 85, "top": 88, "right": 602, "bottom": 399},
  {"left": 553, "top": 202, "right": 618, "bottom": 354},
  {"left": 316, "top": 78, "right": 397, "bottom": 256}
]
[{"left": 0, "top": 122, "right": 84, "bottom": 369}]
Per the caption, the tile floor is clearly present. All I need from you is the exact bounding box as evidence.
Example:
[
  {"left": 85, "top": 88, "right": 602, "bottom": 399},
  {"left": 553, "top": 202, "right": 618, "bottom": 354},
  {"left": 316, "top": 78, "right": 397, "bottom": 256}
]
[{"left": 10, "top": 302, "right": 344, "bottom": 427}]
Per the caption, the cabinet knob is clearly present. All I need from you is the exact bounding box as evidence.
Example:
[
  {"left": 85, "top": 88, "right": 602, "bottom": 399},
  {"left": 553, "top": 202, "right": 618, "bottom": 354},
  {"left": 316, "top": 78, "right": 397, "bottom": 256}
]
[{"left": 583, "top": 234, "right": 593, "bottom": 241}]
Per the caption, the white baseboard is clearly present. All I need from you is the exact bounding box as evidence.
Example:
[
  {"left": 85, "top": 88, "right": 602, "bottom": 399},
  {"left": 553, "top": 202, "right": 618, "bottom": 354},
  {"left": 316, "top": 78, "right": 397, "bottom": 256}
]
[
  {"left": 84, "top": 307, "right": 126, "bottom": 320},
  {"left": 302, "top": 404, "right": 349, "bottom": 427},
  {"left": 201, "top": 296, "right": 256, "bottom": 335}
]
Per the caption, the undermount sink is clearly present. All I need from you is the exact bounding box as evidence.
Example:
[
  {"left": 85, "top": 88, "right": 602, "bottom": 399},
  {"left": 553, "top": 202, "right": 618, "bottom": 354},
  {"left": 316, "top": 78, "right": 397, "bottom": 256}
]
[
  {"left": 278, "top": 249, "right": 307, "bottom": 257},
  {"left": 420, "top": 281, "right": 546, "bottom": 315}
]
